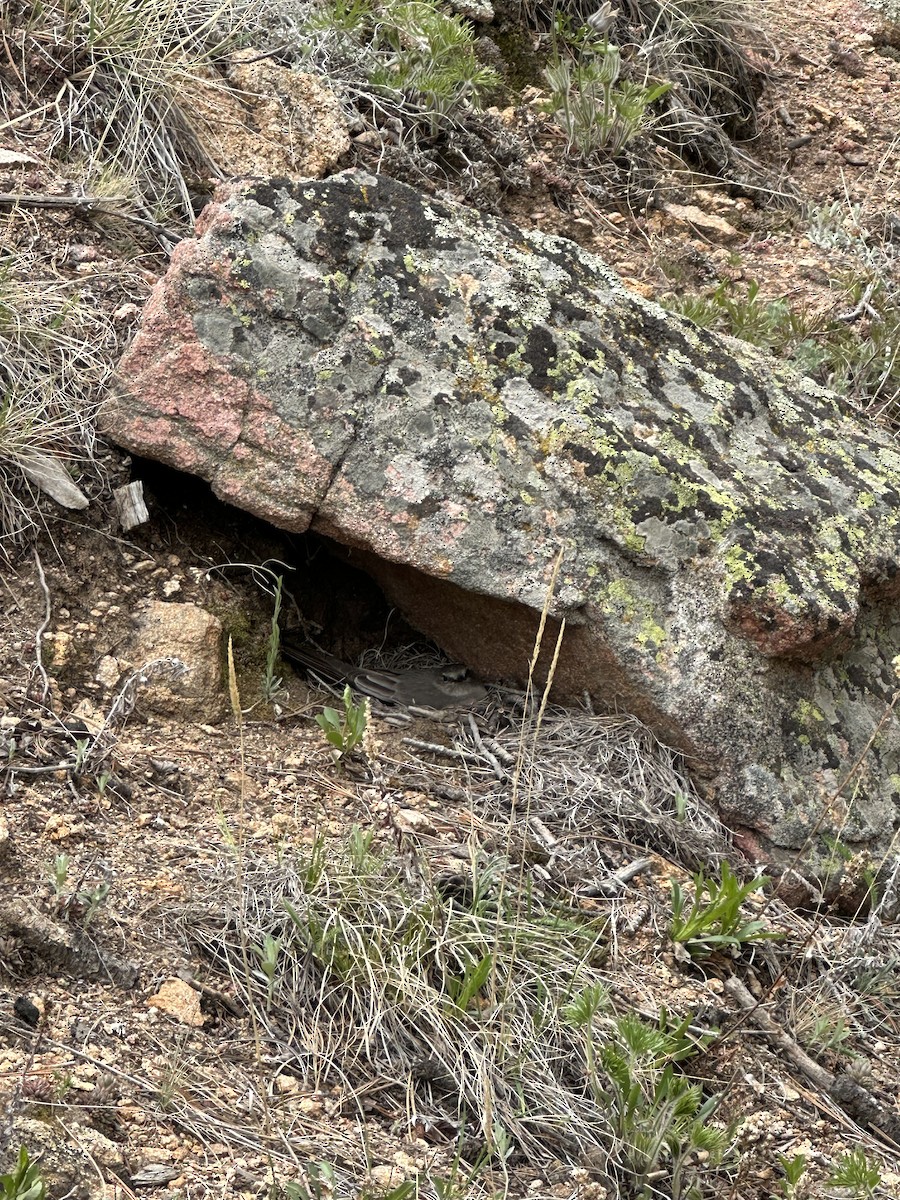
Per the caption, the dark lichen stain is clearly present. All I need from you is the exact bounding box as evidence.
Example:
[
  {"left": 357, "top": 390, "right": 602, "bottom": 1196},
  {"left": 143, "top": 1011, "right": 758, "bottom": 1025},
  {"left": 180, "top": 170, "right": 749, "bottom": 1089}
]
[{"left": 522, "top": 326, "right": 558, "bottom": 390}]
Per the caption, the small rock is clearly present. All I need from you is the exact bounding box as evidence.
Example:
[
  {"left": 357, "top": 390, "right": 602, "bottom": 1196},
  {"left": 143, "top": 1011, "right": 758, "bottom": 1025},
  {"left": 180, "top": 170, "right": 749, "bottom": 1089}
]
[
  {"left": 6, "top": 1117, "right": 127, "bottom": 1200},
  {"left": 842, "top": 115, "right": 867, "bottom": 140},
  {"left": 369, "top": 1165, "right": 404, "bottom": 1189},
  {"left": 395, "top": 809, "right": 435, "bottom": 834},
  {"left": 44, "top": 814, "right": 85, "bottom": 841},
  {"left": 46, "top": 630, "right": 74, "bottom": 668},
  {"left": 13, "top": 996, "right": 41, "bottom": 1027},
  {"left": 147, "top": 978, "right": 204, "bottom": 1027},
  {"left": 448, "top": 0, "right": 493, "bottom": 20},
  {"left": 131, "top": 1164, "right": 180, "bottom": 1187},
  {"left": 95, "top": 655, "right": 121, "bottom": 689},
  {"left": 662, "top": 202, "right": 740, "bottom": 243},
  {"left": 125, "top": 601, "right": 225, "bottom": 723}
]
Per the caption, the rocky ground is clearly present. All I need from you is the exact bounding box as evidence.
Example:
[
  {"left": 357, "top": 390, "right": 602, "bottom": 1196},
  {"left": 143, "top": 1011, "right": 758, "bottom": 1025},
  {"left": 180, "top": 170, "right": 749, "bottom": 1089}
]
[{"left": 2, "top": 0, "right": 900, "bottom": 1197}]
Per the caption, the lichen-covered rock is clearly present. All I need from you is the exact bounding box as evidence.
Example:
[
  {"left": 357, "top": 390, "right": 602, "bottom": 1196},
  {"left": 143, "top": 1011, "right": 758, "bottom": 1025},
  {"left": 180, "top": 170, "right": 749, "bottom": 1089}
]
[{"left": 104, "top": 170, "right": 900, "bottom": 907}]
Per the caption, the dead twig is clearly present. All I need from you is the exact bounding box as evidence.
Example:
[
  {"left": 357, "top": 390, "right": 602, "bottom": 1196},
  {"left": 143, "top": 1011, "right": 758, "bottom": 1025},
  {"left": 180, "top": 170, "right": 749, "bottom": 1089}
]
[
  {"left": 838, "top": 278, "right": 879, "bottom": 323},
  {"left": 0, "top": 192, "right": 181, "bottom": 245},
  {"left": 466, "top": 712, "right": 506, "bottom": 779},
  {"left": 400, "top": 738, "right": 487, "bottom": 766},
  {"left": 31, "top": 547, "right": 51, "bottom": 703},
  {"left": 580, "top": 857, "right": 655, "bottom": 897},
  {"left": 0, "top": 191, "right": 129, "bottom": 208},
  {"left": 725, "top": 974, "right": 900, "bottom": 1148}
]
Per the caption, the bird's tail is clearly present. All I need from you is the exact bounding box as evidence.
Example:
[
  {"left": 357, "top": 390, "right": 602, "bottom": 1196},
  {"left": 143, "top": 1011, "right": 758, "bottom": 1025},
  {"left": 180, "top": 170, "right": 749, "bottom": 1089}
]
[
  {"left": 281, "top": 640, "right": 352, "bottom": 685},
  {"left": 281, "top": 639, "right": 400, "bottom": 703}
]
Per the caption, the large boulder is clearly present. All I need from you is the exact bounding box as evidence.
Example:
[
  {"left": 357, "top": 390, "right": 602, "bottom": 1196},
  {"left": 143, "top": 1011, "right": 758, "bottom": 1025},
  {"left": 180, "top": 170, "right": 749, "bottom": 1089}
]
[{"left": 104, "top": 170, "right": 900, "bottom": 907}]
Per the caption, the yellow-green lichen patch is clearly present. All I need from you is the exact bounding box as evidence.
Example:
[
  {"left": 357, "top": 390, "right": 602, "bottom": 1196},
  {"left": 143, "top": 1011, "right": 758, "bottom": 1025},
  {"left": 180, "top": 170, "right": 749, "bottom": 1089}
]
[
  {"left": 601, "top": 577, "right": 638, "bottom": 621},
  {"left": 723, "top": 543, "right": 756, "bottom": 586},
  {"left": 598, "top": 578, "right": 667, "bottom": 657},
  {"left": 636, "top": 617, "right": 667, "bottom": 652},
  {"left": 793, "top": 698, "right": 827, "bottom": 727}
]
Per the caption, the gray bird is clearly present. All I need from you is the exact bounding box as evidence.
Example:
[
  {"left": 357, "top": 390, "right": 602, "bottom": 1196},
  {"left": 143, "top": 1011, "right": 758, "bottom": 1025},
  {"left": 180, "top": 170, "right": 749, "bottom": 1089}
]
[{"left": 283, "top": 641, "right": 487, "bottom": 711}]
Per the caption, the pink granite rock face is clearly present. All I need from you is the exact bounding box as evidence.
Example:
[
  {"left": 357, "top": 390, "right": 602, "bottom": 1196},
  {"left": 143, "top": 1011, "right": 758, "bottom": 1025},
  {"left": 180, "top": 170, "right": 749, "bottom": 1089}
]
[{"left": 105, "top": 170, "right": 900, "bottom": 910}]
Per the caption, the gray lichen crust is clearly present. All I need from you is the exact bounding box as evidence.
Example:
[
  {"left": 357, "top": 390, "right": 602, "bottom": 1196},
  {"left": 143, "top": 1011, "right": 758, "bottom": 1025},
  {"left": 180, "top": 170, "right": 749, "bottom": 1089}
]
[{"left": 107, "top": 170, "right": 900, "bottom": 905}]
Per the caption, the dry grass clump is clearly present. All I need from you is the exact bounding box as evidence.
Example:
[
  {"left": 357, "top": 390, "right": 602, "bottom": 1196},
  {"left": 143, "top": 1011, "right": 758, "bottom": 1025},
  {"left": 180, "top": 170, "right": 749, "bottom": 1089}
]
[
  {"left": 0, "top": 0, "right": 271, "bottom": 542},
  {"left": 1, "top": 0, "right": 264, "bottom": 222},
  {"left": 181, "top": 707, "right": 737, "bottom": 1196},
  {"left": 185, "top": 833, "right": 733, "bottom": 1196},
  {"left": 0, "top": 243, "right": 115, "bottom": 544},
  {"left": 465, "top": 702, "right": 729, "bottom": 870}
]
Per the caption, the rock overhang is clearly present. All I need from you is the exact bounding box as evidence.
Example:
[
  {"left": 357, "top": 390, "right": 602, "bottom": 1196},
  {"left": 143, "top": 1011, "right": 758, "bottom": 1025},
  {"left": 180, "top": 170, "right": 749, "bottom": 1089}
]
[{"left": 104, "top": 168, "right": 900, "bottom": 909}]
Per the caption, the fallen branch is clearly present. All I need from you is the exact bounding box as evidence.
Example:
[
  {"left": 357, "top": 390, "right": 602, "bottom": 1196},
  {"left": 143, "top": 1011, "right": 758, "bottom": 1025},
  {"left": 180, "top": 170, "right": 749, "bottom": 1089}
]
[
  {"left": 0, "top": 192, "right": 181, "bottom": 247},
  {"left": 0, "top": 191, "right": 129, "bottom": 208},
  {"left": 725, "top": 974, "right": 900, "bottom": 1148}
]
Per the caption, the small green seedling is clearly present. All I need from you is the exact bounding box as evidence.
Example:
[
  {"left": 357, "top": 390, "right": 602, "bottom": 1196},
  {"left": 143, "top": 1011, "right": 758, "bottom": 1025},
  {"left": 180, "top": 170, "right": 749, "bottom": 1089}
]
[
  {"left": 284, "top": 1161, "right": 336, "bottom": 1200},
  {"left": 671, "top": 861, "right": 780, "bottom": 958},
  {"left": 827, "top": 1148, "right": 882, "bottom": 1199},
  {"left": 253, "top": 933, "right": 282, "bottom": 1005},
  {"left": 77, "top": 881, "right": 110, "bottom": 928},
  {"left": 315, "top": 687, "right": 368, "bottom": 758},
  {"left": 1, "top": 1147, "right": 46, "bottom": 1200},
  {"left": 778, "top": 1152, "right": 807, "bottom": 1198},
  {"left": 50, "top": 854, "right": 70, "bottom": 898}
]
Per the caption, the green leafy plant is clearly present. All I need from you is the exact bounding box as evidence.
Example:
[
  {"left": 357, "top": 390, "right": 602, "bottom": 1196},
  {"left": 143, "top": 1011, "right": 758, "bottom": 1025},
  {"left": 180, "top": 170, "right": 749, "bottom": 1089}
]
[
  {"left": 445, "top": 950, "right": 493, "bottom": 1013},
  {"left": 1, "top": 1147, "right": 46, "bottom": 1200},
  {"left": 860, "top": 863, "right": 882, "bottom": 911},
  {"left": 370, "top": 1, "right": 499, "bottom": 113},
  {"left": 50, "top": 855, "right": 109, "bottom": 924},
  {"left": 666, "top": 268, "right": 900, "bottom": 426},
  {"left": 566, "top": 988, "right": 728, "bottom": 1197},
  {"left": 50, "top": 853, "right": 70, "bottom": 899},
  {"left": 800, "top": 1010, "right": 853, "bottom": 1058},
  {"left": 263, "top": 573, "right": 284, "bottom": 702},
  {"left": 305, "top": 0, "right": 372, "bottom": 35},
  {"left": 670, "top": 861, "right": 779, "bottom": 958},
  {"left": 665, "top": 279, "right": 808, "bottom": 351},
  {"left": 315, "top": 686, "right": 369, "bottom": 758},
  {"left": 305, "top": 0, "right": 499, "bottom": 118},
  {"left": 284, "top": 1161, "right": 336, "bottom": 1200},
  {"left": 348, "top": 824, "right": 376, "bottom": 871},
  {"left": 78, "top": 880, "right": 111, "bottom": 928},
  {"left": 777, "top": 1152, "right": 807, "bottom": 1198},
  {"left": 253, "top": 932, "right": 282, "bottom": 1005},
  {"left": 827, "top": 1148, "right": 882, "bottom": 1199},
  {"left": 72, "top": 738, "right": 91, "bottom": 773},
  {"left": 543, "top": 25, "right": 671, "bottom": 159}
]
